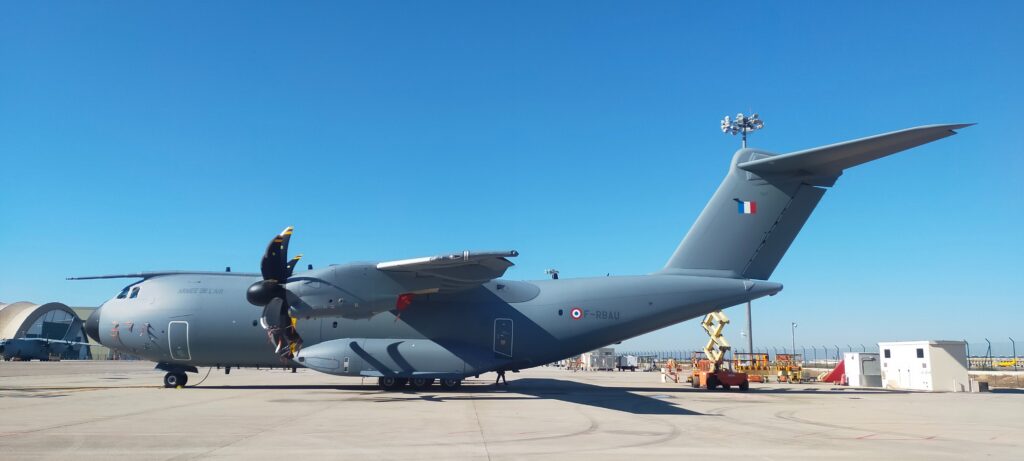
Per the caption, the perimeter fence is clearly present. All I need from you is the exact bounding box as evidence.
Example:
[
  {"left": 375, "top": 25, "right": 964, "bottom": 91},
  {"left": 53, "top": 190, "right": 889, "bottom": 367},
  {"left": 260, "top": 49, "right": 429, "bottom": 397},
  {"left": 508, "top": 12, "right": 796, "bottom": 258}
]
[{"left": 620, "top": 338, "right": 1021, "bottom": 371}]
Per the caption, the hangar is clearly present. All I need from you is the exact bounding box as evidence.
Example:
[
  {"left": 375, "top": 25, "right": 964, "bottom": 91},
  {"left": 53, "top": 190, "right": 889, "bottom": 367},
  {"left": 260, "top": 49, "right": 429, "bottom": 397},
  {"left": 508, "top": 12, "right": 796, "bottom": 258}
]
[{"left": 0, "top": 301, "right": 92, "bottom": 360}]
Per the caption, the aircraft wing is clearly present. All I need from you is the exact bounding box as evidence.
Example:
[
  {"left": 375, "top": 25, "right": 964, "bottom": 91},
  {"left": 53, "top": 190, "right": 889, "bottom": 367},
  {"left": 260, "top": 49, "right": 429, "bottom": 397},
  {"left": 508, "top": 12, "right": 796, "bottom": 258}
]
[
  {"left": 4, "top": 338, "right": 95, "bottom": 347},
  {"left": 377, "top": 250, "right": 518, "bottom": 292},
  {"left": 738, "top": 123, "right": 972, "bottom": 183},
  {"left": 68, "top": 271, "right": 260, "bottom": 280}
]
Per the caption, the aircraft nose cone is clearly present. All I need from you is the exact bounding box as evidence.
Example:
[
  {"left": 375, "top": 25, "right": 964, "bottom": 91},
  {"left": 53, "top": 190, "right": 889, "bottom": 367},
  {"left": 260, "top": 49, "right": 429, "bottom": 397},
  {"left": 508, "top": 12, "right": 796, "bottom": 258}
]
[{"left": 85, "top": 308, "right": 101, "bottom": 344}]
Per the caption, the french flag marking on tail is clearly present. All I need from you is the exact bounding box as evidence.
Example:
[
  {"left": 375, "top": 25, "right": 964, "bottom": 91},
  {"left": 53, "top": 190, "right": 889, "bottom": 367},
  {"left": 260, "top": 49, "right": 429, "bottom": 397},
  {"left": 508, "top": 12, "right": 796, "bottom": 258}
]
[{"left": 734, "top": 198, "right": 757, "bottom": 214}]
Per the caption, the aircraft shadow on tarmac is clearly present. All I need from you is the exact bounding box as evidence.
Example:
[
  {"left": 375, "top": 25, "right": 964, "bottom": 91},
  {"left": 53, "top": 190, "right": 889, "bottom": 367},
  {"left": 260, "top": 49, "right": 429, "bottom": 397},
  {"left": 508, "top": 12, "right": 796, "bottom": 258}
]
[
  {"left": 191, "top": 378, "right": 699, "bottom": 415},
  {"left": 191, "top": 377, "right": 913, "bottom": 415}
]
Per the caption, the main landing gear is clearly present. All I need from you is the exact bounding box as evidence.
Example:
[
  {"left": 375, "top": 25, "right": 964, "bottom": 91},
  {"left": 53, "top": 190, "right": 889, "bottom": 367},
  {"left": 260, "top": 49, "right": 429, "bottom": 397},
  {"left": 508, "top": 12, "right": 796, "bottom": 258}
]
[
  {"left": 164, "top": 372, "right": 188, "bottom": 388},
  {"left": 377, "top": 377, "right": 461, "bottom": 391}
]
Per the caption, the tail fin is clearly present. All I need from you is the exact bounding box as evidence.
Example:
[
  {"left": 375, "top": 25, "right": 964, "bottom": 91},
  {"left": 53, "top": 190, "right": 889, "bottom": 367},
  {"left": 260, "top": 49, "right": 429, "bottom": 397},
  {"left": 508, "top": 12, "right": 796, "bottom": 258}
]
[{"left": 664, "top": 123, "right": 972, "bottom": 280}]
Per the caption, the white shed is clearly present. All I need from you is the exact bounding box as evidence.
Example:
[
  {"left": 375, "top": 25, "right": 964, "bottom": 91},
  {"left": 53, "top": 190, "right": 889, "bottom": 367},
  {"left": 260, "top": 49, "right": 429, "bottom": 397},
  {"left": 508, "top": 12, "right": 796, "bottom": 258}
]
[
  {"left": 581, "top": 347, "right": 616, "bottom": 370},
  {"left": 878, "top": 340, "right": 969, "bottom": 392},
  {"left": 843, "top": 352, "right": 881, "bottom": 387}
]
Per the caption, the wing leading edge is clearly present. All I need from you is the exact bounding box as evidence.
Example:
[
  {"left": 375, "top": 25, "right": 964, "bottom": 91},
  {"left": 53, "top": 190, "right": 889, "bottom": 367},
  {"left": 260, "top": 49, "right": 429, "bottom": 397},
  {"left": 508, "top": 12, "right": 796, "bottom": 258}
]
[{"left": 377, "top": 250, "right": 518, "bottom": 292}]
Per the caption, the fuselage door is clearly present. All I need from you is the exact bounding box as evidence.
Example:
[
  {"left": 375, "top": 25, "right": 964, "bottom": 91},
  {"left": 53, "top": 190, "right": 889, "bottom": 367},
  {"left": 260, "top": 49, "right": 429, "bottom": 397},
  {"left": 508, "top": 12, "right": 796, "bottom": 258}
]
[
  {"left": 168, "top": 321, "right": 191, "bottom": 361},
  {"left": 493, "top": 318, "right": 513, "bottom": 358}
]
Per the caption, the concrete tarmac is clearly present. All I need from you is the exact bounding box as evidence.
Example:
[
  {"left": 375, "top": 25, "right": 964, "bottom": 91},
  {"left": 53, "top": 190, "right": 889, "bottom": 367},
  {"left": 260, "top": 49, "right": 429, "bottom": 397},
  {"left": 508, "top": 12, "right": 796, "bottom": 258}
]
[{"left": 1, "top": 362, "right": 1022, "bottom": 460}]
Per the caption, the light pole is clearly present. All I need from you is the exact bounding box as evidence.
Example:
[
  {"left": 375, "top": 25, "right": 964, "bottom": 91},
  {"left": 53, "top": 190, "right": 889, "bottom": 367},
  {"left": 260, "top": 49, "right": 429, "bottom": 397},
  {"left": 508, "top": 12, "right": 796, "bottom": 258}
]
[
  {"left": 721, "top": 112, "right": 765, "bottom": 148},
  {"left": 791, "top": 322, "right": 798, "bottom": 358},
  {"left": 745, "top": 301, "right": 753, "bottom": 364}
]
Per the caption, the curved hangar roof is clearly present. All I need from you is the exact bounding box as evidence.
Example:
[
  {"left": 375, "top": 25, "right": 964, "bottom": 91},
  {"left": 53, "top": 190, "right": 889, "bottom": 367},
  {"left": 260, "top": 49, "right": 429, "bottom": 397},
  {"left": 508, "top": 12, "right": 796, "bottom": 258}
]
[{"left": 0, "top": 301, "right": 83, "bottom": 340}]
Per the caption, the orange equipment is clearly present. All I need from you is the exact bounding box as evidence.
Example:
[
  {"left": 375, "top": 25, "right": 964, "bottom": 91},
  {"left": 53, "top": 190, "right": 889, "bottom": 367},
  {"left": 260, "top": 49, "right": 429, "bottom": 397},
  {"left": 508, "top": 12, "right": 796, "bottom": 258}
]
[
  {"left": 774, "top": 353, "right": 804, "bottom": 383},
  {"left": 734, "top": 352, "right": 771, "bottom": 383},
  {"left": 690, "top": 352, "right": 749, "bottom": 390},
  {"left": 688, "top": 312, "right": 750, "bottom": 391}
]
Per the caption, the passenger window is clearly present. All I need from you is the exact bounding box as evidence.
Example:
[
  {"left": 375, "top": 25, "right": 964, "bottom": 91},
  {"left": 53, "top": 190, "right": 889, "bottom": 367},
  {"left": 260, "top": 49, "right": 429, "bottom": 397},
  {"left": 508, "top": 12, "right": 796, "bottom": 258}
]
[
  {"left": 916, "top": 348, "right": 924, "bottom": 358},
  {"left": 884, "top": 349, "right": 891, "bottom": 358},
  {"left": 129, "top": 287, "right": 141, "bottom": 299}
]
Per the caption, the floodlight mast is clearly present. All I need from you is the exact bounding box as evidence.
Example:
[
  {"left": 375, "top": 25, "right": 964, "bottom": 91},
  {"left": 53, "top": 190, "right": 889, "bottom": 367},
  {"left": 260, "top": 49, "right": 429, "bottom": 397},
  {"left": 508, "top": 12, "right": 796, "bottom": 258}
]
[{"left": 720, "top": 112, "right": 764, "bottom": 148}]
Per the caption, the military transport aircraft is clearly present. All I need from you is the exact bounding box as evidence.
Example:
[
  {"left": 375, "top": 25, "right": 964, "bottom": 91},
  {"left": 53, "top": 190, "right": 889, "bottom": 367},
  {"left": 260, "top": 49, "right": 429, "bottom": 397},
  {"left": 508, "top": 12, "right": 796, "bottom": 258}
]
[
  {"left": 74, "top": 123, "right": 970, "bottom": 389},
  {"left": 0, "top": 337, "right": 92, "bottom": 361}
]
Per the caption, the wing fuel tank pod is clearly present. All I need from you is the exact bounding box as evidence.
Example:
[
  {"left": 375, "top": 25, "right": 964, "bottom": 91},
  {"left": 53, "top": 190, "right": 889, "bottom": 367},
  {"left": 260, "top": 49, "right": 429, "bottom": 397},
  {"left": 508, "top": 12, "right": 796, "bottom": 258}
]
[{"left": 295, "top": 338, "right": 467, "bottom": 380}]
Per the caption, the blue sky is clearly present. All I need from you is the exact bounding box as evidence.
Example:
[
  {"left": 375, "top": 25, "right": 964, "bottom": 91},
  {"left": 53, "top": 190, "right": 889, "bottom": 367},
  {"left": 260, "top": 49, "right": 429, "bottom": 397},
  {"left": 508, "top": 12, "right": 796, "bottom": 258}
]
[{"left": 1, "top": 2, "right": 1021, "bottom": 352}]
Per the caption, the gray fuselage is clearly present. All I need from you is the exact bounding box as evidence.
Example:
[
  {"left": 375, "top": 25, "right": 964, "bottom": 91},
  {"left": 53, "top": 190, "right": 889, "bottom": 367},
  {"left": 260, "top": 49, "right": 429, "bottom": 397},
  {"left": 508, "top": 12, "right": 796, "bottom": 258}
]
[{"left": 92, "top": 268, "right": 780, "bottom": 378}]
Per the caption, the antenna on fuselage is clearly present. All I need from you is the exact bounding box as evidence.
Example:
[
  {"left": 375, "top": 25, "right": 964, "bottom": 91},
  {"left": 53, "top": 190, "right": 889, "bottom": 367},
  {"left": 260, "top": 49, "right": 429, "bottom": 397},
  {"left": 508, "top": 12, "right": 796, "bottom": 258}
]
[
  {"left": 721, "top": 112, "right": 764, "bottom": 148},
  {"left": 545, "top": 269, "right": 559, "bottom": 280}
]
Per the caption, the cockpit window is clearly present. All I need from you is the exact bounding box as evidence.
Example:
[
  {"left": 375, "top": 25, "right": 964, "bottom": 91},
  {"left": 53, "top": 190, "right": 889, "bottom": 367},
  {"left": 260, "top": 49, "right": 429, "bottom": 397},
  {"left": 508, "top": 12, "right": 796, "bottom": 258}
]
[{"left": 117, "top": 282, "right": 141, "bottom": 300}]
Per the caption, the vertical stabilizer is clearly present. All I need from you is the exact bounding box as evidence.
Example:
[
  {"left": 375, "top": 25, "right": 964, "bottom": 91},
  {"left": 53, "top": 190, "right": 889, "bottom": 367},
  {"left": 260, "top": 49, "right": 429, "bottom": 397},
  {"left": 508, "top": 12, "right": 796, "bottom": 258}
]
[{"left": 663, "top": 124, "right": 971, "bottom": 280}]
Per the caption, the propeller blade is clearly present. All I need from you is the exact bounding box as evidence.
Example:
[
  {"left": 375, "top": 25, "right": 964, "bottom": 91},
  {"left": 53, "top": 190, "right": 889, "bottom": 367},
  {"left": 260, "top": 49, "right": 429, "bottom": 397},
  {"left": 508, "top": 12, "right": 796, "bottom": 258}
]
[
  {"left": 262, "top": 297, "right": 287, "bottom": 328},
  {"left": 286, "top": 254, "right": 303, "bottom": 278},
  {"left": 260, "top": 226, "right": 294, "bottom": 282}
]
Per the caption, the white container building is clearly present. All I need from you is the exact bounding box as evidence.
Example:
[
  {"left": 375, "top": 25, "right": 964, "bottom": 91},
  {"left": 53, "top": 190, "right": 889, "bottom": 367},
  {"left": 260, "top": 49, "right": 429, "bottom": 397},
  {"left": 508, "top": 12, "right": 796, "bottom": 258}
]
[
  {"left": 878, "top": 340, "right": 969, "bottom": 392},
  {"left": 582, "top": 347, "right": 616, "bottom": 371},
  {"left": 843, "top": 352, "right": 882, "bottom": 387}
]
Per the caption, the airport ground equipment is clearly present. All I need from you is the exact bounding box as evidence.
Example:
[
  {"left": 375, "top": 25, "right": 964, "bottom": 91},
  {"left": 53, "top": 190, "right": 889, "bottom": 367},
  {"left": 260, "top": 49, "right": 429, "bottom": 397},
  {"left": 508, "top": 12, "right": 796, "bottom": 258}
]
[
  {"left": 690, "top": 311, "right": 750, "bottom": 391},
  {"left": 617, "top": 354, "right": 638, "bottom": 371},
  {"left": 774, "top": 353, "right": 804, "bottom": 383},
  {"left": 690, "top": 352, "right": 749, "bottom": 391},
  {"left": 734, "top": 352, "right": 771, "bottom": 383},
  {"left": 582, "top": 347, "right": 617, "bottom": 371},
  {"left": 661, "top": 358, "right": 684, "bottom": 383}
]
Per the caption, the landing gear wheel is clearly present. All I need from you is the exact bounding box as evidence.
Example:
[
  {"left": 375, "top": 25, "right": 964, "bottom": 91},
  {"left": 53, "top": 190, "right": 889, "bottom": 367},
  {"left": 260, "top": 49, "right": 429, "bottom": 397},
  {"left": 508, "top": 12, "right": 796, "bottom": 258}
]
[
  {"left": 378, "top": 377, "right": 403, "bottom": 390},
  {"left": 739, "top": 381, "right": 750, "bottom": 391},
  {"left": 439, "top": 378, "right": 462, "bottom": 390},
  {"left": 164, "top": 372, "right": 187, "bottom": 388},
  {"left": 410, "top": 378, "right": 435, "bottom": 389}
]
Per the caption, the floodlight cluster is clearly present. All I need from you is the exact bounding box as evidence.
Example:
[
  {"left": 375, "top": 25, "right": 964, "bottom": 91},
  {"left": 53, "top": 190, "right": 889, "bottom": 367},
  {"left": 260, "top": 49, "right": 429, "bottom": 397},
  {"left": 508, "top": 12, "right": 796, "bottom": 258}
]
[{"left": 720, "top": 112, "right": 764, "bottom": 135}]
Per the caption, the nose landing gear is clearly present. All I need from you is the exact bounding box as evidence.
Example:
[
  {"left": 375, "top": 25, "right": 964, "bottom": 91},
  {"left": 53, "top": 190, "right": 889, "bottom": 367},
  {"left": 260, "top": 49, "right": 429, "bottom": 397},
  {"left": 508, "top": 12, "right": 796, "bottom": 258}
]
[
  {"left": 156, "top": 363, "right": 197, "bottom": 388},
  {"left": 163, "top": 372, "right": 188, "bottom": 388}
]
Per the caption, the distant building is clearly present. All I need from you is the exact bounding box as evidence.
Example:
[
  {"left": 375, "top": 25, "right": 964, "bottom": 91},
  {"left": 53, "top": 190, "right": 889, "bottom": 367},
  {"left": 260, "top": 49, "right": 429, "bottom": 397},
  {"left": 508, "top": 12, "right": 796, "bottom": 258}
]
[
  {"left": 843, "top": 352, "right": 881, "bottom": 387},
  {"left": 581, "top": 347, "right": 616, "bottom": 371},
  {"left": 878, "top": 340, "right": 969, "bottom": 392},
  {"left": 0, "top": 301, "right": 91, "bottom": 360}
]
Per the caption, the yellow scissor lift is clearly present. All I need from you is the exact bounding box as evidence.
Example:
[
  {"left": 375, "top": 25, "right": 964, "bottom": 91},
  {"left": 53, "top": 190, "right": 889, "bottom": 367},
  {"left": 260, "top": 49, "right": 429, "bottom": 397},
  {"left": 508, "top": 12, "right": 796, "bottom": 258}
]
[
  {"left": 689, "top": 311, "right": 749, "bottom": 391},
  {"left": 734, "top": 352, "right": 771, "bottom": 383}
]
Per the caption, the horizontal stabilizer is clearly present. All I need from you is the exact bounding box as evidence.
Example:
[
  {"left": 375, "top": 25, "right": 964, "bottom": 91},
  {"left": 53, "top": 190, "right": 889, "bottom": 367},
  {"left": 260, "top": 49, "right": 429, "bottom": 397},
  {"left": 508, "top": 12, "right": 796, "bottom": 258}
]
[{"left": 738, "top": 123, "right": 972, "bottom": 182}]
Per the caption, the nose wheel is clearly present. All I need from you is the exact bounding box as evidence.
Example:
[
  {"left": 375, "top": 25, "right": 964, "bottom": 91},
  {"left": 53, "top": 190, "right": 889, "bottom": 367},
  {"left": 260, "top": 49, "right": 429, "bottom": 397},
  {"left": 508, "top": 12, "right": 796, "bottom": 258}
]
[{"left": 163, "top": 372, "right": 188, "bottom": 388}]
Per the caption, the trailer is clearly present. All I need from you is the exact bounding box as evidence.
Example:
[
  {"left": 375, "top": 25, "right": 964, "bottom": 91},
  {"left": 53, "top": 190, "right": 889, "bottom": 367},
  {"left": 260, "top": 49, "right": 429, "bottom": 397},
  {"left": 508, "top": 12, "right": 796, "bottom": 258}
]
[{"left": 617, "top": 354, "right": 638, "bottom": 371}]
